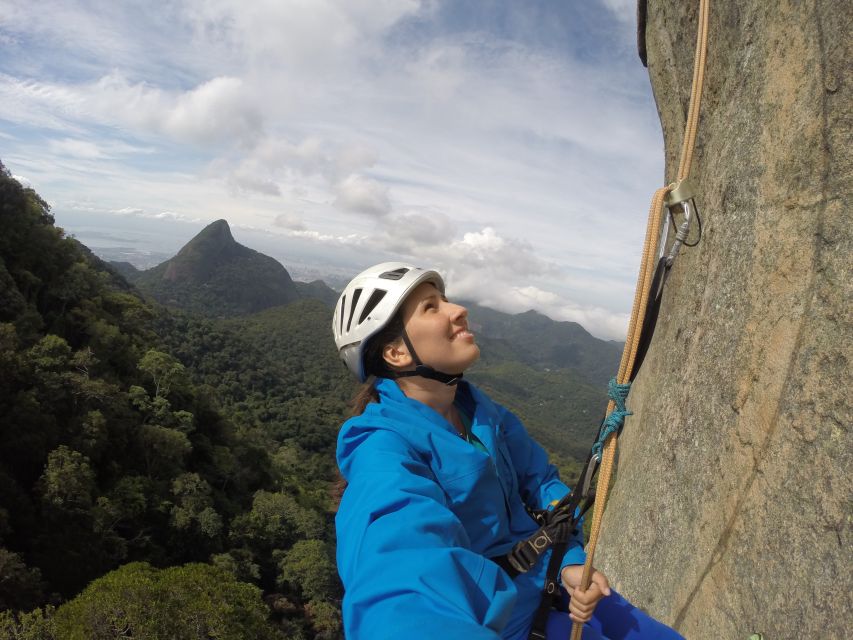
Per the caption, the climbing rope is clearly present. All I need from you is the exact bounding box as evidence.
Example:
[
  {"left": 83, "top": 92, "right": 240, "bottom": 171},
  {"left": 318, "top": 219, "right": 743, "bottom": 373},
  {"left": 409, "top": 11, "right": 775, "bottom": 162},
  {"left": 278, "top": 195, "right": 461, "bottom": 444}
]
[{"left": 569, "top": 1, "right": 711, "bottom": 638}]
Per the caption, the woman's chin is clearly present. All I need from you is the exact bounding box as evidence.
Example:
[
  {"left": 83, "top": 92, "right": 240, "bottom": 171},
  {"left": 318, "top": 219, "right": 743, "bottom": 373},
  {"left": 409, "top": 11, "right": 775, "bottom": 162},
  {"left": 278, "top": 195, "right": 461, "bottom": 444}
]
[{"left": 459, "top": 345, "right": 481, "bottom": 371}]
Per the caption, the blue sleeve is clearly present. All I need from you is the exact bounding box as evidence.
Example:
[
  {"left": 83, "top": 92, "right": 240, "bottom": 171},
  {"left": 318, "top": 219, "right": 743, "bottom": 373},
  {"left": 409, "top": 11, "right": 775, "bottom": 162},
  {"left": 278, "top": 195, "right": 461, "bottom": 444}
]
[
  {"left": 336, "top": 429, "right": 516, "bottom": 640},
  {"left": 499, "top": 408, "right": 587, "bottom": 568}
]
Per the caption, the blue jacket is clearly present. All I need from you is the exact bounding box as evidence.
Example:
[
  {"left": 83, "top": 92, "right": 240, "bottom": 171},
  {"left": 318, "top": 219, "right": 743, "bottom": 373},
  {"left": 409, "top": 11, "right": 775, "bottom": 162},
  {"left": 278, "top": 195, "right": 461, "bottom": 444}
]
[{"left": 335, "top": 378, "right": 586, "bottom": 640}]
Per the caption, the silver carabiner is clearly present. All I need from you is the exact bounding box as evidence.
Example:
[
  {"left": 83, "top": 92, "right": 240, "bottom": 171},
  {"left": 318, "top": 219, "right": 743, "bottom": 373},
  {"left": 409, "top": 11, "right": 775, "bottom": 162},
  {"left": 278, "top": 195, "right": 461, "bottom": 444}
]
[
  {"left": 665, "top": 200, "right": 694, "bottom": 267},
  {"left": 661, "top": 178, "right": 699, "bottom": 266}
]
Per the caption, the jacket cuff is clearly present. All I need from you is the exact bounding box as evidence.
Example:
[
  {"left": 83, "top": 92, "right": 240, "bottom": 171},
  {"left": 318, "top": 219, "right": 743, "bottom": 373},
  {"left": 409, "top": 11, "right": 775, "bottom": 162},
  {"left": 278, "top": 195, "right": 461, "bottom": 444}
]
[{"left": 560, "top": 542, "right": 587, "bottom": 569}]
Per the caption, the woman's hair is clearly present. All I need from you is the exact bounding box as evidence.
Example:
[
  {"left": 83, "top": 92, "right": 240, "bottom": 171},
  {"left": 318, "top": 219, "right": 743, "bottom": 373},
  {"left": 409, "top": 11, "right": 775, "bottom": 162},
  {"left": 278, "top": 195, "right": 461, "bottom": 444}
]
[
  {"left": 349, "top": 311, "right": 405, "bottom": 416},
  {"left": 336, "top": 311, "right": 406, "bottom": 511}
]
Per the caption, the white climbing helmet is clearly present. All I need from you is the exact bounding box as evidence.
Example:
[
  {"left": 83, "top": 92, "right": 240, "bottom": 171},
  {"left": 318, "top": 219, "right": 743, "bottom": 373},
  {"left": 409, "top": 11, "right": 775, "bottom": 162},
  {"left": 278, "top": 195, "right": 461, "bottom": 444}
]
[{"left": 333, "top": 262, "right": 445, "bottom": 382}]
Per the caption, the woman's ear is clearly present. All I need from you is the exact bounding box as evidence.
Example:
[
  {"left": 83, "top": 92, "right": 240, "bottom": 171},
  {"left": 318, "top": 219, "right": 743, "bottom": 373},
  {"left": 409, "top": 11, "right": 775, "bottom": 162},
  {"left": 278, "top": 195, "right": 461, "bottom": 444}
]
[{"left": 382, "top": 338, "right": 412, "bottom": 370}]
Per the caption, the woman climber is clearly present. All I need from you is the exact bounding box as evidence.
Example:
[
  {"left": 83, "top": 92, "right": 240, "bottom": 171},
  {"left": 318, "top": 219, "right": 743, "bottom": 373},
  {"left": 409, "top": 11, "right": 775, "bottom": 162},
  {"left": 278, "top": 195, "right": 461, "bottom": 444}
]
[{"left": 332, "top": 262, "right": 683, "bottom": 640}]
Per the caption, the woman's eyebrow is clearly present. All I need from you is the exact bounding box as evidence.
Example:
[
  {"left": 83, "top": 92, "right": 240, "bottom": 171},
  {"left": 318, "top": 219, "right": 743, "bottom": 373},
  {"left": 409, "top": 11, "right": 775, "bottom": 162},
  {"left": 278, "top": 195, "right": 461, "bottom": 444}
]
[{"left": 419, "top": 293, "right": 442, "bottom": 307}]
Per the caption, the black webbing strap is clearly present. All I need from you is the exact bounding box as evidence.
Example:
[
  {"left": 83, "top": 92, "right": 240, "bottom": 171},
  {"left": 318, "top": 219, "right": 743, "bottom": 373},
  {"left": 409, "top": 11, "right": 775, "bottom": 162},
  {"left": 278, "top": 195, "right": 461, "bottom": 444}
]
[
  {"left": 629, "top": 256, "right": 668, "bottom": 381},
  {"left": 489, "top": 451, "right": 602, "bottom": 639},
  {"left": 528, "top": 538, "right": 570, "bottom": 640},
  {"left": 495, "top": 507, "right": 574, "bottom": 576}
]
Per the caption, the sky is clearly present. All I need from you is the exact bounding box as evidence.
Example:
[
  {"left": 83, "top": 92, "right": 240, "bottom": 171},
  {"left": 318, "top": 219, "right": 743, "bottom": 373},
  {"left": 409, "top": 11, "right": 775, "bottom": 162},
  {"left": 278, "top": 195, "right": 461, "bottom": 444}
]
[{"left": 0, "top": 0, "right": 664, "bottom": 340}]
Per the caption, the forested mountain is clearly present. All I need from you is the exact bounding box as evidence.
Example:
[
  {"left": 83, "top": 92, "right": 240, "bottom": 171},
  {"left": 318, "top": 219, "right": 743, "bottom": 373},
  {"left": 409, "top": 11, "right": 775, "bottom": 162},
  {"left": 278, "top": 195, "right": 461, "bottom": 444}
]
[
  {"left": 105, "top": 261, "right": 139, "bottom": 281},
  {"left": 121, "top": 218, "right": 619, "bottom": 464},
  {"left": 128, "top": 220, "right": 301, "bottom": 316},
  {"left": 0, "top": 162, "right": 621, "bottom": 638},
  {"left": 293, "top": 280, "right": 339, "bottom": 307},
  {"left": 464, "top": 303, "right": 622, "bottom": 385},
  {"left": 123, "top": 219, "right": 340, "bottom": 316},
  {"left": 0, "top": 165, "right": 341, "bottom": 638}
]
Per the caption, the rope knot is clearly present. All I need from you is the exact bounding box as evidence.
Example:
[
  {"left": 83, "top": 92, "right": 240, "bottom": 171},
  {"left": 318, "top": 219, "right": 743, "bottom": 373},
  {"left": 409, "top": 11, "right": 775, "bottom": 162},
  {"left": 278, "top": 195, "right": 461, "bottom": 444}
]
[{"left": 591, "top": 378, "right": 633, "bottom": 460}]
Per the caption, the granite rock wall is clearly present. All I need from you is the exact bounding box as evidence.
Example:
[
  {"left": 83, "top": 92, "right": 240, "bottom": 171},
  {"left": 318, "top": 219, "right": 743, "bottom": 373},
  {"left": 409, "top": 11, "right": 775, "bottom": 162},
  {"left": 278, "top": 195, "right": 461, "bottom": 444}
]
[{"left": 596, "top": 2, "right": 851, "bottom": 638}]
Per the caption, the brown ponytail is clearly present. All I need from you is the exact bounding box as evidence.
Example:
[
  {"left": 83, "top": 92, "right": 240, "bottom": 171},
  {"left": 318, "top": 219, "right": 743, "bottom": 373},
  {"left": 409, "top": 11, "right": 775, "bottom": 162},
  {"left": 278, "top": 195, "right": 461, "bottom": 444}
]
[{"left": 350, "top": 381, "right": 379, "bottom": 416}]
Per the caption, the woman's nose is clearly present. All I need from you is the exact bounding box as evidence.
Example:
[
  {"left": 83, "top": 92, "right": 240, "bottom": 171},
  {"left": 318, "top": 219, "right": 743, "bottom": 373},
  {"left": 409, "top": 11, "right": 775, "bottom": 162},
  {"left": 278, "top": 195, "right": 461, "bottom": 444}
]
[{"left": 448, "top": 302, "right": 468, "bottom": 321}]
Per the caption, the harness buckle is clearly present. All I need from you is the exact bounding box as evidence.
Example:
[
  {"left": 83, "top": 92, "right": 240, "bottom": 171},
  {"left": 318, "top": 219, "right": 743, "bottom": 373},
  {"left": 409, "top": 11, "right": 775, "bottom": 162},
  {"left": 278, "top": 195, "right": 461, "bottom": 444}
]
[{"left": 506, "top": 528, "right": 553, "bottom": 574}]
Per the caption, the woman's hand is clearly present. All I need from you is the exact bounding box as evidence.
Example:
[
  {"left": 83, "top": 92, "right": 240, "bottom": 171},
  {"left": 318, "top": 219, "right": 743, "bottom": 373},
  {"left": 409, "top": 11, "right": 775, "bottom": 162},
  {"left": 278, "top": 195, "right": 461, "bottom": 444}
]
[{"left": 560, "top": 565, "right": 612, "bottom": 625}]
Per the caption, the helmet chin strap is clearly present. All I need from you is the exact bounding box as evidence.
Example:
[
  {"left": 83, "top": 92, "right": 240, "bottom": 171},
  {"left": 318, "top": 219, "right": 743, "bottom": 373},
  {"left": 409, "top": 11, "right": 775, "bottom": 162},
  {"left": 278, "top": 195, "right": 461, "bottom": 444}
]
[{"left": 391, "top": 329, "right": 463, "bottom": 386}]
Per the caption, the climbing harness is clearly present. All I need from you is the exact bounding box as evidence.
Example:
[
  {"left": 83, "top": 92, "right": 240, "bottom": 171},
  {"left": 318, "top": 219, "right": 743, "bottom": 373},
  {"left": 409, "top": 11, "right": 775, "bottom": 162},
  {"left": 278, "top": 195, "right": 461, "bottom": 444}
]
[{"left": 488, "top": 2, "right": 712, "bottom": 638}]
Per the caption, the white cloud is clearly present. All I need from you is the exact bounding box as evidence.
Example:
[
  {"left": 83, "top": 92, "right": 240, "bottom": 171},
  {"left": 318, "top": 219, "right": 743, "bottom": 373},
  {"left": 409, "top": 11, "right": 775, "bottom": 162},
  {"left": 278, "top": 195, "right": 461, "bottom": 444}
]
[
  {"left": 48, "top": 138, "right": 105, "bottom": 159},
  {"left": 475, "top": 284, "right": 630, "bottom": 339},
  {"left": 86, "top": 72, "right": 262, "bottom": 146},
  {"left": 162, "top": 76, "right": 262, "bottom": 145},
  {"left": 599, "top": 0, "right": 636, "bottom": 22},
  {"left": 333, "top": 174, "right": 391, "bottom": 216},
  {"left": 447, "top": 227, "right": 552, "bottom": 278},
  {"left": 227, "top": 172, "right": 281, "bottom": 196},
  {"left": 182, "top": 0, "right": 424, "bottom": 73},
  {"left": 274, "top": 212, "right": 306, "bottom": 231},
  {"left": 335, "top": 143, "right": 379, "bottom": 171},
  {"left": 383, "top": 210, "right": 456, "bottom": 251},
  {"left": 140, "top": 210, "right": 202, "bottom": 224},
  {"left": 0, "top": 71, "right": 262, "bottom": 147},
  {"left": 279, "top": 228, "right": 367, "bottom": 246},
  {"left": 0, "top": 1, "right": 664, "bottom": 340}
]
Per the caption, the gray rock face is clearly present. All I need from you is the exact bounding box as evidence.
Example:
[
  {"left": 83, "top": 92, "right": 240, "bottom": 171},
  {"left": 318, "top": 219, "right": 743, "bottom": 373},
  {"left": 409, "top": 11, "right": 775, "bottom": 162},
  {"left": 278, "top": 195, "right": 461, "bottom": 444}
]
[{"left": 596, "top": 2, "right": 851, "bottom": 638}]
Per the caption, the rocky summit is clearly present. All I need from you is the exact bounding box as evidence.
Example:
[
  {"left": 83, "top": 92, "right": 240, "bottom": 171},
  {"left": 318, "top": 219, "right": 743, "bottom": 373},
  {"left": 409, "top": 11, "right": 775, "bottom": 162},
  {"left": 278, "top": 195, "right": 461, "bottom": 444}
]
[{"left": 134, "top": 219, "right": 301, "bottom": 316}]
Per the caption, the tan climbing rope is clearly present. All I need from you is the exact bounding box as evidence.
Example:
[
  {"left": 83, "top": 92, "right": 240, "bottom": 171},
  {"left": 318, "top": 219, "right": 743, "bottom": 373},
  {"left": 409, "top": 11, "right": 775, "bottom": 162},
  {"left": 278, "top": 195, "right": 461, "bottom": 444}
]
[{"left": 569, "top": 1, "right": 711, "bottom": 638}]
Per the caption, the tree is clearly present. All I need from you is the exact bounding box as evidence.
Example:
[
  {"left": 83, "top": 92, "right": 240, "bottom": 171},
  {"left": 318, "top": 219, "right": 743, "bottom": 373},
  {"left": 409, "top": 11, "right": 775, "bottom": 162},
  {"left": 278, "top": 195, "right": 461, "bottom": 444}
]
[
  {"left": 230, "top": 491, "right": 324, "bottom": 554},
  {"left": 138, "top": 349, "right": 185, "bottom": 398},
  {"left": 210, "top": 548, "right": 261, "bottom": 584},
  {"left": 304, "top": 600, "right": 342, "bottom": 639},
  {"left": 51, "top": 562, "right": 286, "bottom": 640},
  {"left": 170, "top": 473, "right": 222, "bottom": 538},
  {"left": 137, "top": 424, "right": 191, "bottom": 479},
  {"left": 0, "top": 549, "right": 43, "bottom": 612},
  {"left": 37, "top": 446, "right": 94, "bottom": 512},
  {"left": 276, "top": 539, "right": 339, "bottom": 603},
  {"left": 0, "top": 606, "right": 57, "bottom": 640}
]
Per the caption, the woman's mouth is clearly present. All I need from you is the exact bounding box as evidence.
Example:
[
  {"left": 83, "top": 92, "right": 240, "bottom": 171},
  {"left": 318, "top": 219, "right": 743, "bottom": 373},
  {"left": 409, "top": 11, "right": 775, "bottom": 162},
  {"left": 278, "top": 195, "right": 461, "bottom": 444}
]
[{"left": 451, "top": 329, "right": 475, "bottom": 341}]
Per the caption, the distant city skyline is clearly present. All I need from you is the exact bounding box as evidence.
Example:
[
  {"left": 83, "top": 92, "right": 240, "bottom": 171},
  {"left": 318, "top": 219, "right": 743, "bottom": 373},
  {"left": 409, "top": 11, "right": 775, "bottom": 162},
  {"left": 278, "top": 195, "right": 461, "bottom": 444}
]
[{"left": 1, "top": 0, "right": 663, "bottom": 339}]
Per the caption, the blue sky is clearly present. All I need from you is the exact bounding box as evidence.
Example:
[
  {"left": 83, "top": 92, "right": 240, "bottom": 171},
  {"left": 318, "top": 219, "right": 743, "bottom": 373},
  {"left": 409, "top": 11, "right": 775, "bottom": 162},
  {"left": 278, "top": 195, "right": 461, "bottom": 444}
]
[{"left": 0, "top": 0, "right": 663, "bottom": 339}]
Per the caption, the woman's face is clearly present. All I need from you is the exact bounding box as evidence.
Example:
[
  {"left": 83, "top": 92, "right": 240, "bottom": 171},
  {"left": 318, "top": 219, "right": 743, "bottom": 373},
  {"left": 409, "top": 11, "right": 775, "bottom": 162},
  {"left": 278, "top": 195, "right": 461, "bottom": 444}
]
[{"left": 388, "top": 281, "right": 480, "bottom": 374}]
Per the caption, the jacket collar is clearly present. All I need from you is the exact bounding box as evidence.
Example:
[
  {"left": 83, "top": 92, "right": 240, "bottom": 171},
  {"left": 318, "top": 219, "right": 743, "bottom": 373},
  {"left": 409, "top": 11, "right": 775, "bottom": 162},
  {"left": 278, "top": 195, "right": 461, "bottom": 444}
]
[
  {"left": 373, "top": 377, "right": 486, "bottom": 431},
  {"left": 374, "top": 377, "right": 454, "bottom": 430}
]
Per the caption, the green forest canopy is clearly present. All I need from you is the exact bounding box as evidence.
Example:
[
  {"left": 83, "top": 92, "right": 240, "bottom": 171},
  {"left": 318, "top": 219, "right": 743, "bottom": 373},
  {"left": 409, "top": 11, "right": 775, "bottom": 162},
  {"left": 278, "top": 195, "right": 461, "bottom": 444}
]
[{"left": 0, "top": 161, "right": 612, "bottom": 638}]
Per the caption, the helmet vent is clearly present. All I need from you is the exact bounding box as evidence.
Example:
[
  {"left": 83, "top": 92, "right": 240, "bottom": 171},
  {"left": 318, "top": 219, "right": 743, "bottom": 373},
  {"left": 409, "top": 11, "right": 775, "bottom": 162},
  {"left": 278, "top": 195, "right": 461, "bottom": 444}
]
[
  {"left": 346, "top": 288, "right": 362, "bottom": 332},
  {"left": 378, "top": 268, "right": 409, "bottom": 281},
  {"left": 339, "top": 294, "right": 346, "bottom": 334},
  {"left": 358, "top": 289, "right": 387, "bottom": 325}
]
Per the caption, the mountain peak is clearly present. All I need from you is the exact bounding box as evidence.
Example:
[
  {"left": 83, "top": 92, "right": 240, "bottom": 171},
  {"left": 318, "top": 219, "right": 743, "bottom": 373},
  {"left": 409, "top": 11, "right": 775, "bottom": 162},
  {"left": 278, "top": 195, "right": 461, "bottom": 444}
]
[
  {"left": 165, "top": 219, "right": 243, "bottom": 280},
  {"left": 135, "top": 219, "right": 301, "bottom": 315},
  {"left": 189, "top": 219, "right": 236, "bottom": 249}
]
